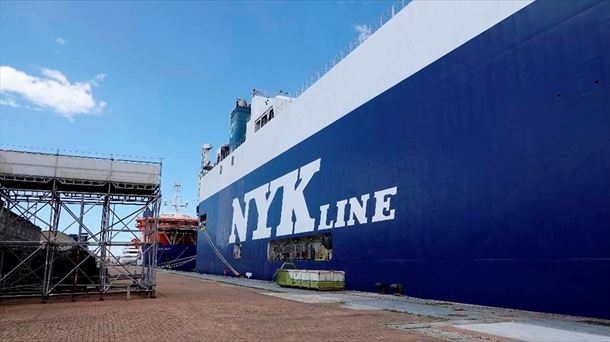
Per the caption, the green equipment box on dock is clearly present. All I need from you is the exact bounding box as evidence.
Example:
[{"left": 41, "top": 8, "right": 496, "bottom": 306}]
[{"left": 276, "top": 269, "right": 345, "bottom": 291}]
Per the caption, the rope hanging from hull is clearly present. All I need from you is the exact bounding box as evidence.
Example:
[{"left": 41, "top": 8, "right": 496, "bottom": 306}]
[{"left": 200, "top": 226, "right": 241, "bottom": 277}]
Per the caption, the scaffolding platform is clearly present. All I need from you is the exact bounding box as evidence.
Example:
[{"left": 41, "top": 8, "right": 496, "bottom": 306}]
[
  {"left": 0, "top": 150, "right": 160, "bottom": 195},
  {"left": 0, "top": 148, "right": 162, "bottom": 301}
]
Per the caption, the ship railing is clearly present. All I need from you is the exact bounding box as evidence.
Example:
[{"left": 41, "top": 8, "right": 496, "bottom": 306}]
[
  {"left": 252, "top": 88, "right": 292, "bottom": 99},
  {"left": 201, "top": 1, "right": 412, "bottom": 177},
  {"left": 295, "top": 0, "right": 413, "bottom": 98}
]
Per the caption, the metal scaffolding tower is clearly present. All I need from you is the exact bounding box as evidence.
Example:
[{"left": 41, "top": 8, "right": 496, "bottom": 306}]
[{"left": 0, "top": 149, "right": 162, "bottom": 301}]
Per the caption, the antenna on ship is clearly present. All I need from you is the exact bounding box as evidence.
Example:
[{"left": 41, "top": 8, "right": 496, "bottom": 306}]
[
  {"left": 164, "top": 182, "right": 188, "bottom": 217},
  {"left": 201, "top": 144, "right": 213, "bottom": 173}
]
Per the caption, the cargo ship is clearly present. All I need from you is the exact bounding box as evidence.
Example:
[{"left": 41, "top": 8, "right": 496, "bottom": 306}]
[
  {"left": 196, "top": 0, "right": 610, "bottom": 319},
  {"left": 138, "top": 183, "right": 197, "bottom": 271}
]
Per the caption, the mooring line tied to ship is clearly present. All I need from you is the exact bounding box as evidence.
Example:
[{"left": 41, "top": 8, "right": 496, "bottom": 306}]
[
  {"left": 200, "top": 226, "right": 241, "bottom": 277},
  {"left": 158, "top": 244, "right": 191, "bottom": 269}
]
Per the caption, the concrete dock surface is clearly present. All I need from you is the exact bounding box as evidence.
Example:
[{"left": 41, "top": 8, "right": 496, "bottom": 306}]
[{"left": 0, "top": 270, "right": 608, "bottom": 341}]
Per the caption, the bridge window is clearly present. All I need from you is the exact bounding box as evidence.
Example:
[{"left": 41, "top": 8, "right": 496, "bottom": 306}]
[{"left": 254, "top": 108, "right": 275, "bottom": 132}]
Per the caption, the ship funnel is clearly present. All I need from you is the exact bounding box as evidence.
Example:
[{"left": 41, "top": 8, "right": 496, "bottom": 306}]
[
  {"left": 202, "top": 144, "right": 213, "bottom": 170},
  {"left": 236, "top": 99, "right": 247, "bottom": 108}
]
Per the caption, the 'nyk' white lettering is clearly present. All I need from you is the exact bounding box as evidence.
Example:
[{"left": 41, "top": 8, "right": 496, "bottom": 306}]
[
  {"left": 274, "top": 159, "right": 320, "bottom": 236},
  {"left": 227, "top": 158, "right": 397, "bottom": 244},
  {"left": 228, "top": 198, "right": 248, "bottom": 244},
  {"left": 248, "top": 182, "right": 279, "bottom": 240}
]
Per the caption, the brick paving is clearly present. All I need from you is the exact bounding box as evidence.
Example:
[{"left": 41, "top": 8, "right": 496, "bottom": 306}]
[{"left": 0, "top": 272, "right": 443, "bottom": 341}]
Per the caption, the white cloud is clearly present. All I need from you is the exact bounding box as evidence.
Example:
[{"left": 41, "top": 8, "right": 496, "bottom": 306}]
[
  {"left": 56, "top": 37, "right": 66, "bottom": 45},
  {"left": 354, "top": 24, "right": 372, "bottom": 44},
  {"left": 0, "top": 97, "right": 18, "bottom": 107},
  {"left": 41, "top": 68, "right": 69, "bottom": 84},
  {"left": 91, "top": 73, "right": 107, "bottom": 87},
  {"left": 0, "top": 65, "right": 106, "bottom": 120}
]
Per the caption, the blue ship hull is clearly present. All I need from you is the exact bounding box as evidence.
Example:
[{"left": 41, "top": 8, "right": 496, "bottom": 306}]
[
  {"left": 197, "top": 1, "right": 610, "bottom": 319},
  {"left": 157, "top": 244, "right": 197, "bottom": 272}
]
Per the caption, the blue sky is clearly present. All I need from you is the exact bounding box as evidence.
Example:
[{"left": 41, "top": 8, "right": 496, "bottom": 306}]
[{"left": 0, "top": 0, "right": 393, "bottom": 215}]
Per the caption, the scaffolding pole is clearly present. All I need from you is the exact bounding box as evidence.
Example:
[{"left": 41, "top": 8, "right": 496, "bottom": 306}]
[{"left": 0, "top": 149, "right": 161, "bottom": 301}]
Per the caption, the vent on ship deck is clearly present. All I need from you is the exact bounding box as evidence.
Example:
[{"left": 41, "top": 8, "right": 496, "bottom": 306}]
[{"left": 268, "top": 233, "right": 332, "bottom": 261}]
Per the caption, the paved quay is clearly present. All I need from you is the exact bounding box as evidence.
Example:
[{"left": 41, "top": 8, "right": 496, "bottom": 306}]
[
  {"left": 0, "top": 270, "right": 608, "bottom": 342},
  {"left": 0, "top": 272, "right": 442, "bottom": 342},
  {"left": 169, "top": 270, "right": 610, "bottom": 342}
]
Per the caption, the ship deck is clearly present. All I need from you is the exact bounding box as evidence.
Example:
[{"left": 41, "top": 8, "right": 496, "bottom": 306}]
[{"left": 2, "top": 271, "right": 608, "bottom": 341}]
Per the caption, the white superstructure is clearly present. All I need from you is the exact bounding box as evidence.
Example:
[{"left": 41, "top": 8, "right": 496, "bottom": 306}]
[
  {"left": 197, "top": 0, "right": 532, "bottom": 202},
  {"left": 119, "top": 244, "right": 141, "bottom": 265}
]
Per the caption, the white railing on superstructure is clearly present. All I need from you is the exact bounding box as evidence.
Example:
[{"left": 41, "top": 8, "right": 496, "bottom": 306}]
[{"left": 295, "top": 0, "right": 413, "bottom": 98}]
